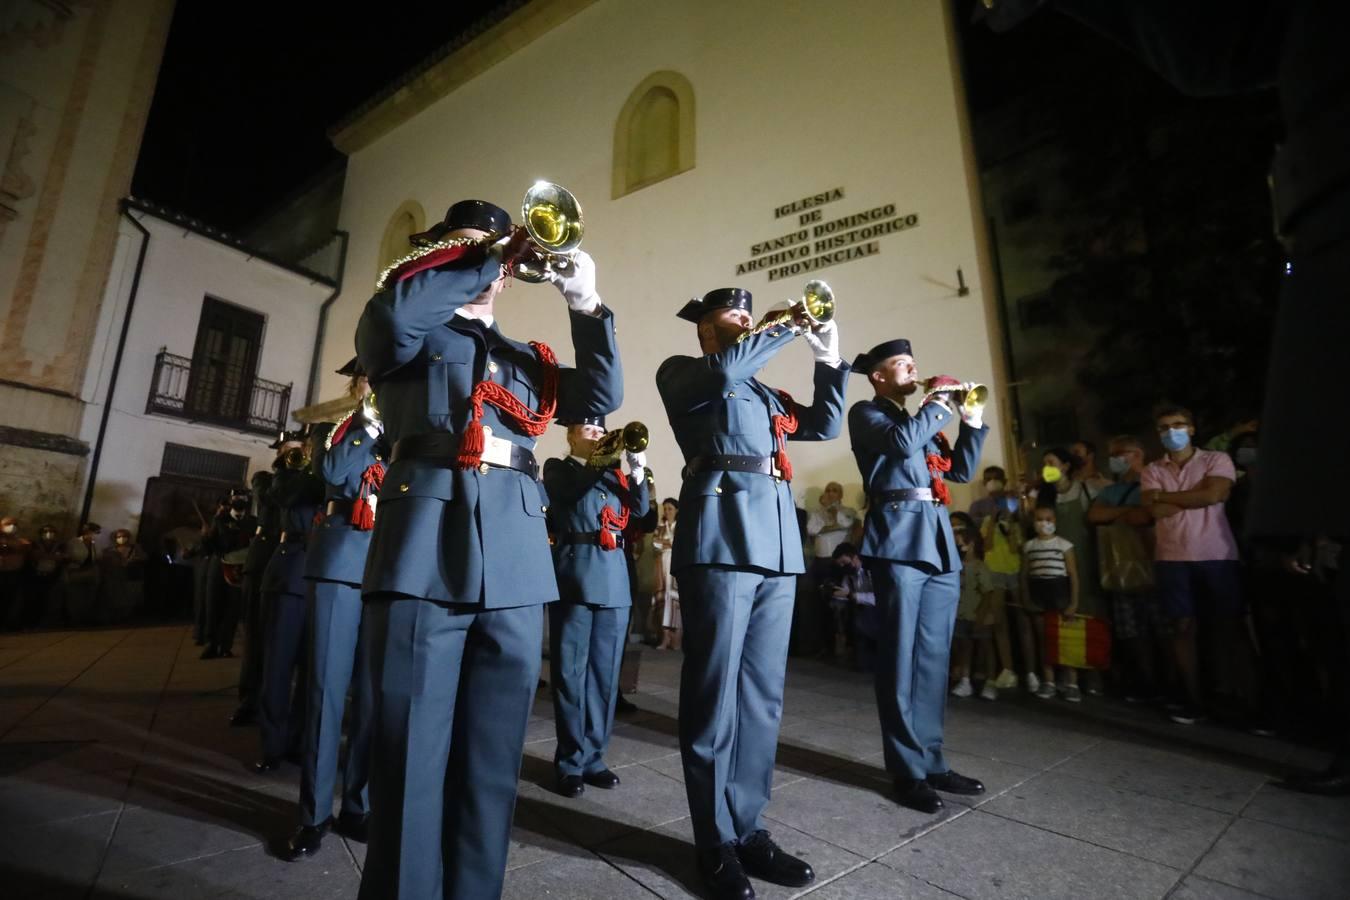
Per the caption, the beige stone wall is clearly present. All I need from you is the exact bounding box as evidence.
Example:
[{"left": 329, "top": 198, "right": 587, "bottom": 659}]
[
  {"left": 0, "top": 0, "right": 174, "bottom": 522},
  {"left": 0, "top": 0, "right": 174, "bottom": 397}
]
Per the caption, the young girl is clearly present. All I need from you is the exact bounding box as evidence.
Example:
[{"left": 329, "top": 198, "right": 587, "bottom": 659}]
[
  {"left": 1021, "top": 505, "right": 1082, "bottom": 701},
  {"left": 950, "top": 512, "right": 998, "bottom": 699}
]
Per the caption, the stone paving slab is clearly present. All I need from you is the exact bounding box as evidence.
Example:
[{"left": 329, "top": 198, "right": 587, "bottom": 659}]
[
  {"left": 0, "top": 626, "right": 1345, "bottom": 900},
  {"left": 1193, "top": 816, "right": 1349, "bottom": 900}
]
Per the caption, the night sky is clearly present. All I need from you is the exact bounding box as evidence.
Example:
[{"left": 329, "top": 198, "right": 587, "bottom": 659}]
[{"left": 132, "top": 2, "right": 516, "bottom": 231}]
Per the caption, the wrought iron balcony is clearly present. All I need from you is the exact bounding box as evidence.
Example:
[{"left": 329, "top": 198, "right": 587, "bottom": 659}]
[{"left": 146, "top": 349, "right": 292, "bottom": 436}]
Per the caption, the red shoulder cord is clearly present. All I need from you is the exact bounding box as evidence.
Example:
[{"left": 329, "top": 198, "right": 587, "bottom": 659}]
[
  {"left": 456, "top": 342, "right": 559, "bottom": 469},
  {"left": 771, "top": 389, "right": 799, "bottom": 482},
  {"left": 927, "top": 431, "right": 954, "bottom": 506},
  {"left": 598, "top": 470, "right": 630, "bottom": 551}
]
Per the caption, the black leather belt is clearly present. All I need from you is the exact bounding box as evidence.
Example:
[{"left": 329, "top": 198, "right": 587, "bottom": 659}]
[
  {"left": 872, "top": 488, "right": 935, "bottom": 504},
  {"left": 325, "top": 499, "right": 354, "bottom": 518},
  {"left": 392, "top": 432, "right": 539, "bottom": 480},
  {"left": 684, "top": 455, "right": 783, "bottom": 479},
  {"left": 559, "top": 531, "right": 624, "bottom": 548}
]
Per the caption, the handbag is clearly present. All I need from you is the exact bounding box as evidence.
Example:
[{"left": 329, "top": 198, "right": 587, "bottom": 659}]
[{"left": 1096, "top": 484, "right": 1153, "bottom": 593}]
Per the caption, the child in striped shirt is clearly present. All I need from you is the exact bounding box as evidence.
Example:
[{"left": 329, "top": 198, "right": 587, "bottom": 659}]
[{"left": 1021, "top": 505, "right": 1082, "bottom": 702}]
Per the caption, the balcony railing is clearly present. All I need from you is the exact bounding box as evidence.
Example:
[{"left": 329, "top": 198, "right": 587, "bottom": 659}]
[{"left": 146, "top": 349, "right": 292, "bottom": 436}]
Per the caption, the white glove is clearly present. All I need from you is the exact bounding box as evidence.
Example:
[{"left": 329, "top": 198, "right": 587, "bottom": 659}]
[
  {"left": 544, "top": 249, "right": 601, "bottom": 314},
  {"left": 801, "top": 319, "right": 840, "bottom": 366},
  {"left": 960, "top": 403, "right": 984, "bottom": 430},
  {"left": 626, "top": 450, "right": 648, "bottom": 479}
]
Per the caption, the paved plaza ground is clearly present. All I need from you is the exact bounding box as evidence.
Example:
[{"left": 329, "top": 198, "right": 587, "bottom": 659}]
[{"left": 1, "top": 625, "right": 1347, "bottom": 898}]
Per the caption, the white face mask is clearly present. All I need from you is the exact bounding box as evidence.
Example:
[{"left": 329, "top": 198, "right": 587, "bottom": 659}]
[
  {"left": 115, "top": 537, "right": 128, "bottom": 545},
  {"left": 230, "top": 509, "right": 245, "bottom": 520},
  {"left": 1036, "top": 521, "right": 1057, "bottom": 536},
  {"left": 1, "top": 525, "right": 14, "bottom": 534},
  {"left": 985, "top": 480, "right": 1005, "bottom": 493}
]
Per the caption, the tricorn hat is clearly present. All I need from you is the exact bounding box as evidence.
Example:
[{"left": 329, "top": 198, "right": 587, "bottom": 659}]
[
  {"left": 409, "top": 199, "right": 512, "bottom": 247},
  {"left": 676, "top": 287, "right": 753, "bottom": 323}
]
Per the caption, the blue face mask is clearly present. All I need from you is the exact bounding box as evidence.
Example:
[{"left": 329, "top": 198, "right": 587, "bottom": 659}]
[
  {"left": 1107, "top": 455, "right": 1130, "bottom": 476},
  {"left": 1160, "top": 427, "right": 1191, "bottom": 452},
  {"left": 997, "top": 496, "right": 1019, "bottom": 514},
  {"left": 1235, "top": 447, "right": 1258, "bottom": 467}
]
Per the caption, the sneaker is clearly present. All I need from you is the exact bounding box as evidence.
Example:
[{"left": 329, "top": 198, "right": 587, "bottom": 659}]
[
  {"left": 1035, "top": 682, "right": 1057, "bottom": 700},
  {"left": 1062, "top": 684, "right": 1083, "bottom": 703},
  {"left": 951, "top": 677, "right": 973, "bottom": 698},
  {"left": 1169, "top": 705, "right": 1205, "bottom": 725},
  {"left": 994, "top": 669, "right": 1019, "bottom": 690},
  {"left": 979, "top": 682, "right": 998, "bottom": 701},
  {"left": 1026, "top": 672, "right": 1041, "bottom": 694}
]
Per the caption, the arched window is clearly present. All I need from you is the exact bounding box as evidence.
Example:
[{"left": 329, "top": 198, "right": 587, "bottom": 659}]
[
  {"left": 378, "top": 201, "right": 426, "bottom": 270},
  {"left": 613, "top": 71, "right": 695, "bottom": 198}
]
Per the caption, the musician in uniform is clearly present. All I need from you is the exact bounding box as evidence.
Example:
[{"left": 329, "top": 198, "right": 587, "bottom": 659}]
[
  {"left": 543, "top": 415, "right": 649, "bottom": 797},
  {"left": 656, "top": 286, "right": 846, "bottom": 900},
  {"left": 231, "top": 444, "right": 290, "bottom": 726},
  {"left": 201, "top": 489, "right": 255, "bottom": 659},
  {"left": 847, "top": 341, "right": 988, "bottom": 813},
  {"left": 255, "top": 429, "right": 324, "bottom": 772},
  {"left": 354, "top": 197, "right": 621, "bottom": 900},
  {"left": 285, "top": 361, "right": 382, "bottom": 859}
]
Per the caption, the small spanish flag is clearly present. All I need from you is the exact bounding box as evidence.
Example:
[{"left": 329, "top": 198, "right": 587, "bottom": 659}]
[{"left": 1043, "top": 614, "right": 1112, "bottom": 670}]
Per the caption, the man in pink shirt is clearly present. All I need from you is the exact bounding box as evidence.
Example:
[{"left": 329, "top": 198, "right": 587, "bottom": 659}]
[{"left": 1142, "top": 404, "right": 1257, "bottom": 727}]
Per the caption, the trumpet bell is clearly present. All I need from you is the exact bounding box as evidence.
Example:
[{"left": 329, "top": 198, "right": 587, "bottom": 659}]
[
  {"left": 517, "top": 181, "right": 584, "bottom": 283},
  {"left": 800, "top": 279, "right": 834, "bottom": 326},
  {"left": 962, "top": 383, "right": 988, "bottom": 414},
  {"left": 587, "top": 421, "right": 648, "bottom": 468}
]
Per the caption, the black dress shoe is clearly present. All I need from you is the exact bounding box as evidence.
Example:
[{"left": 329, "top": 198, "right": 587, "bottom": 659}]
[
  {"left": 252, "top": 757, "right": 282, "bottom": 774},
  {"left": 1279, "top": 769, "right": 1350, "bottom": 796},
  {"left": 284, "top": 749, "right": 303, "bottom": 767},
  {"left": 229, "top": 705, "right": 256, "bottom": 727},
  {"left": 218, "top": 649, "right": 234, "bottom": 659},
  {"left": 894, "top": 778, "right": 944, "bottom": 813},
  {"left": 199, "top": 646, "right": 219, "bottom": 660},
  {"left": 334, "top": 811, "right": 369, "bottom": 843},
  {"left": 555, "top": 774, "right": 584, "bottom": 798},
  {"left": 582, "top": 768, "right": 621, "bottom": 789},
  {"left": 928, "top": 770, "right": 985, "bottom": 796},
  {"left": 737, "top": 829, "right": 814, "bottom": 888},
  {"left": 615, "top": 693, "right": 639, "bottom": 716},
  {"left": 697, "top": 842, "right": 755, "bottom": 900},
  {"left": 284, "top": 819, "right": 331, "bottom": 861}
]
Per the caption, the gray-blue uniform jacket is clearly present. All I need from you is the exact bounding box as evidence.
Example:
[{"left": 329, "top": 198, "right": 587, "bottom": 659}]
[
  {"left": 305, "top": 418, "right": 385, "bottom": 586},
  {"left": 848, "top": 398, "right": 989, "bottom": 572},
  {"left": 260, "top": 468, "right": 324, "bottom": 596},
  {"left": 355, "top": 253, "right": 622, "bottom": 608},
  {"left": 543, "top": 457, "right": 651, "bottom": 607},
  {"left": 657, "top": 329, "right": 850, "bottom": 574}
]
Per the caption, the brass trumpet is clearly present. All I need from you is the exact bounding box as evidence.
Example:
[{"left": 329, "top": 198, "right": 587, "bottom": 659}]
[
  {"left": 281, "top": 446, "right": 310, "bottom": 471},
  {"left": 514, "top": 181, "right": 584, "bottom": 283},
  {"left": 587, "top": 421, "right": 649, "bottom": 469},
  {"left": 736, "top": 279, "right": 835, "bottom": 343},
  {"left": 921, "top": 377, "right": 988, "bottom": 415},
  {"left": 359, "top": 391, "right": 382, "bottom": 431}
]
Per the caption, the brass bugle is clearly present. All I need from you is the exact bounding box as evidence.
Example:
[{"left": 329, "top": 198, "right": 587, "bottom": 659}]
[
  {"left": 514, "top": 181, "right": 584, "bottom": 283},
  {"left": 736, "top": 279, "right": 835, "bottom": 343},
  {"left": 281, "top": 447, "right": 310, "bottom": 470},
  {"left": 587, "top": 421, "right": 648, "bottom": 469},
  {"left": 960, "top": 383, "right": 988, "bottom": 414}
]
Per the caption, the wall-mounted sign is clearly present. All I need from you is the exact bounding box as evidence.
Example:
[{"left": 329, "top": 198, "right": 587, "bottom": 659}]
[{"left": 736, "top": 187, "right": 919, "bottom": 282}]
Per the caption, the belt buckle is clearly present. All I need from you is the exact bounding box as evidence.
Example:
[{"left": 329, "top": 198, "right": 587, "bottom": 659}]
[
  {"left": 770, "top": 461, "right": 783, "bottom": 480},
  {"left": 480, "top": 434, "right": 513, "bottom": 469}
]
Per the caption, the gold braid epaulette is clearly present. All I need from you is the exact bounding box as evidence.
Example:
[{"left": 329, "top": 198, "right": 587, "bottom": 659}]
[
  {"left": 324, "top": 407, "right": 357, "bottom": 452},
  {"left": 374, "top": 236, "right": 491, "bottom": 292}
]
